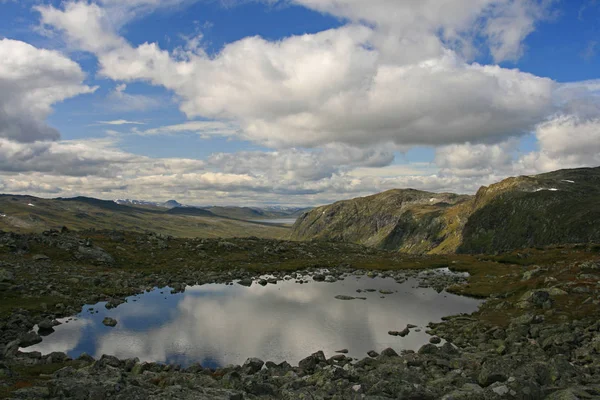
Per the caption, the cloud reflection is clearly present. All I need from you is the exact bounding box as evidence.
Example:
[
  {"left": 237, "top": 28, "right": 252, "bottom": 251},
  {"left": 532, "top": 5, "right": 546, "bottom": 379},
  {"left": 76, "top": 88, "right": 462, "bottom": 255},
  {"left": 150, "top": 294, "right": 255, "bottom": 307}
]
[{"left": 28, "top": 277, "right": 481, "bottom": 367}]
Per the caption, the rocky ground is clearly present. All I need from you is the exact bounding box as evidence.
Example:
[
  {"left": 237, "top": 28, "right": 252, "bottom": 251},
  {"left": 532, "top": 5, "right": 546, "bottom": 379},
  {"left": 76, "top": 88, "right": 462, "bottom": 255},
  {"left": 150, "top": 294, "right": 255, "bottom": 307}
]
[{"left": 1, "top": 229, "right": 600, "bottom": 399}]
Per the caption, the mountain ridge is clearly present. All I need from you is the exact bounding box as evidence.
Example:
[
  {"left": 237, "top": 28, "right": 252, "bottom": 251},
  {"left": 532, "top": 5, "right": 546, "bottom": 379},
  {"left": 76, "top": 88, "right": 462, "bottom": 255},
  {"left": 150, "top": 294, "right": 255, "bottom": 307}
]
[{"left": 291, "top": 166, "right": 600, "bottom": 254}]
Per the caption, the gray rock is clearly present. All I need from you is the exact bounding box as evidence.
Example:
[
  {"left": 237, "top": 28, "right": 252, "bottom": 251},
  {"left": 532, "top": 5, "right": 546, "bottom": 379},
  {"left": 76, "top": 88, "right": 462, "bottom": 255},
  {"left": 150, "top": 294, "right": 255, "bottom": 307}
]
[
  {"left": 102, "top": 317, "right": 118, "bottom": 327},
  {"left": 242, "top": 357, "right": 264, "bottom": 374},
  {"left": 237, "top": 279, "right": 252, "bottom": 287},
  {"left": 335, "top": 349, "right": 349, "bottom": 354},
  {"left": 0, "top": 268, "right": 14, "bottom": 282},
  {"left": 379, "top": 347, "right": 399, "bottom": 357},
  {"left": 32, "top": 254, "right": 50, "bottom": 261},
  {"left": 334, "top": 295, "right": 355, "bottom": 300},
  {"left": 19, "top": 332, "right": 42, "bottom": 348},
  {"left": 76, "top": 245, "right": 115, "bottom": 265},
  {"left": 418, "top": 344, "right": 439, "bottom": 355},
  {"left": 429, "top": 336, "right": 442, "bottom": 344},
  {"left": 367, "top": 350, "right": 379, "bottom": 358},
  {"left": 298, "top": 350, "right": 326, "bottom": 372}
]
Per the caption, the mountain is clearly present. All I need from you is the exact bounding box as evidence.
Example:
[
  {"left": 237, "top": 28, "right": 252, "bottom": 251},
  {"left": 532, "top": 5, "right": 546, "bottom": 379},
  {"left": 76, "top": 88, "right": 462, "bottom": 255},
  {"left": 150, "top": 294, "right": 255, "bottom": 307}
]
[
  {"left": 0, "top": 195, "right": 289, "bottom": 239},
  {"left": 114, "top": 199, "right": 183, "bottom": 209},
  {"left": 114, "top": 199, "right": 309, "bottom": 219},
  {"left": 291, "top": 166, "right": 600, "bottom": 254}
]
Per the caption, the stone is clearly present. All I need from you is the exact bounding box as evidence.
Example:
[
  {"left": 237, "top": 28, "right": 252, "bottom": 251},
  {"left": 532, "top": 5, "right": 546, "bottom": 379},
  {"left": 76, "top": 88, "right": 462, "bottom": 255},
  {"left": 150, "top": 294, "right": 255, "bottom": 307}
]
[
  {"left": 367, "top": 350, "right": 379, "bottom": 358},
  {"left": 335, "top": 349, "right": 348, "bottom": 354},
  {"left": 334, "top": 295, "right": 355, "bottom": 300},
  {"left": 429, "top": 336, "right": 442, "bottom": 344},
  {"left": 37, "top": 318, "right": 60, "bottom": 330},
  {"left": 102, "top": 317, "right": 118, "bottom": 327},
  {"left": 242, "top": 357, "right": 264, "bottom": 374},
  {"left": 19, "top": 332, "right": 42, "bottom": 348},
  {"left": 492, "top": 385, "right": 510, "bottom": 396},
  {"left": 0, "top": 268, "right": 14, "bottom": 282},
  {"left": 298, "top": 351, "right": 326, "bottom": 372},
  {"left": 32, "top": 254, "right": 50, "bottom": 261},
  {"left": 418, "top": 344, "right": 439, "bottom": 355},
  {"left": 478, "top": 359, "right": 512, "bottom": 387},
  {"left": 379, "top": 347, "right": 399, "bottom": 357},
  {"left": 237, "top": 279, "right": 252, "bottom": 287}
]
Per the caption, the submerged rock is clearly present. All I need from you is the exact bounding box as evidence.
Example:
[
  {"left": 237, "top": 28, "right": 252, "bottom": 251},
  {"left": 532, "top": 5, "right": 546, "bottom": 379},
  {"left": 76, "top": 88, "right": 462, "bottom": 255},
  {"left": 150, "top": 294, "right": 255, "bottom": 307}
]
[
  {"left": 102, "top": 317, "right": 118, "bottom": 327},
  {"left": 334, "top": 295, "right": 355, "bottom": 300}
]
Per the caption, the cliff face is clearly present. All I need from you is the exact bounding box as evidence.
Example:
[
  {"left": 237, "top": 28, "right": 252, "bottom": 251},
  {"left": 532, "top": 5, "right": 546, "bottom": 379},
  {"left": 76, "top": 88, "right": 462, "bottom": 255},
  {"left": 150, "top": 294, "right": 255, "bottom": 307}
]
[{"left": 291, "top": 167, "right": 600, "bottom": 254}]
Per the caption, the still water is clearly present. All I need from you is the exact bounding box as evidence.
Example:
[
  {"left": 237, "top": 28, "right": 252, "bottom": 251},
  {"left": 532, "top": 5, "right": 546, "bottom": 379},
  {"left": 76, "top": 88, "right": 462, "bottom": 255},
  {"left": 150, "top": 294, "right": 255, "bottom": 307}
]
[
  {"left": 250, "top": 218, "right": 297, "bottom": 225},
  {"left": 25, "top": 274, "right": 481, "bottom": 368}
]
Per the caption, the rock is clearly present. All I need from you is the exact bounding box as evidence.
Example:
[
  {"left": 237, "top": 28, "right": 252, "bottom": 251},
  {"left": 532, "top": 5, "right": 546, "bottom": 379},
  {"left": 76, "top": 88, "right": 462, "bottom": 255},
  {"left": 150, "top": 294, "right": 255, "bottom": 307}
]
[
  {"left": 102, "top": 317, "right": 118, "bottom": 327},
  {"left": 313, "top": 274, "right": 326, "bottom": 281},
  {"left": 0, "top": 268, "right": 14, "bottom": 282},
  {"left": 334, "top": 295, "right": 355, "bottom": 300},
  {"left": 367, "top": 350, "right": 379, "bottom": 358},
  {"left": 32, "top": 254, "right": 50, "bottom": 261},
  {"left": 76, "top": 245, "right": 115, "bottom": 265},
  {"left": 335, "top": 349, "right": 348, "bottom": 354},
  {"left": 491, "top": 385, "right": 510, "bottom": 396},
  {"left": 237, "top": 279, "right": 252, "bottom": 287},
  {"left": 478, "top": 359, "right": 512, "bottom": 387},
  {"left": 298, "top": 351, "right": 326, "bottom": 372},
  {"left": 429, "top": 336, "right": 442, "bottom": 344},
  {"left": 19, "top": 332, "right": 42, "bottom": 348},
  {"left": 38, "top": 318, "right": 60, "bottom": 334},
  {"left": 258, "top": 279, "right": 268, "bottom": 286},
  {"left": 242, "top": 357, "right": 264, "bottom": 374},
  {"left": 379, "top": 290, "right": 394, "bottom": 295},
  {"left": 379, "top": 347, "right": 399, "bottom": 357},
  {"left": 418, "top": 344, "right": 439, "bottom": 355}
]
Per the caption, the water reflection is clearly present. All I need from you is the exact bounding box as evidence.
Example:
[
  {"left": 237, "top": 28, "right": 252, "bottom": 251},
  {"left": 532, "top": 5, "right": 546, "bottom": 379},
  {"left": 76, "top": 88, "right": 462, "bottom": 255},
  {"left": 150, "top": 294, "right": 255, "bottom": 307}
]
[{"left": 25, "top": 275, "right": 481, "bottom": 367}]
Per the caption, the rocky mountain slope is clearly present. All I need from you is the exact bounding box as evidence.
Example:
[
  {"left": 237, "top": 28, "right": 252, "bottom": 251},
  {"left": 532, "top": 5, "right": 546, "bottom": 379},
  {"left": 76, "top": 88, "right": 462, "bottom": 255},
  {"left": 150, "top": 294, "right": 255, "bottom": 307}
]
[{"left": 291, "top": 167, "right": 600, "bottom": 254}]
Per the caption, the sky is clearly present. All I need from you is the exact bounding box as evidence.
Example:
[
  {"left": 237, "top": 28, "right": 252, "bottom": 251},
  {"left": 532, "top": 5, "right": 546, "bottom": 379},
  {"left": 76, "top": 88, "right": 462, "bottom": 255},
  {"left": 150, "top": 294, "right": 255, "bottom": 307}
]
[{"left": 0, "top": 0, "right": 599, "bottom": 207}]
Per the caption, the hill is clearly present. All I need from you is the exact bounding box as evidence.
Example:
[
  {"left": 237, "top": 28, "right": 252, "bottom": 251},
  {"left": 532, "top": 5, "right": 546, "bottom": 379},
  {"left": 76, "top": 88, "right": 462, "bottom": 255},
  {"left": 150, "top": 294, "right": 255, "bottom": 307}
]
[
  {"left": 0, "top": 195, "right": 288, "bottom": 239},
  {"left": 291, "top": 166, "right": 600, "bottom": 254}
]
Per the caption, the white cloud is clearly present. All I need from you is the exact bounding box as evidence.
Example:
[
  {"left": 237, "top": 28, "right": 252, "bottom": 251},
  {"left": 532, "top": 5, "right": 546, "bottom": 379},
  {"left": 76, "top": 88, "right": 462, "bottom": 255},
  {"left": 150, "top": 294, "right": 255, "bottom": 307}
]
[
  {"left": 37, "top": 3, "right": 556, "bottom": 149},
  {"left": 106, "top": 83, "right": 161, "bottom": 112},
  {"left": 0, "top": 38, "right": 96, "bottom": 142},
  {"left": 98, "top": 119, "right": 146, "bottom": 125},
  {"left": 141, "top": 121, "right": 241, "bottom": 138},
  {"left": 517, "top": 115, "right": 600, "bottom": 174}
]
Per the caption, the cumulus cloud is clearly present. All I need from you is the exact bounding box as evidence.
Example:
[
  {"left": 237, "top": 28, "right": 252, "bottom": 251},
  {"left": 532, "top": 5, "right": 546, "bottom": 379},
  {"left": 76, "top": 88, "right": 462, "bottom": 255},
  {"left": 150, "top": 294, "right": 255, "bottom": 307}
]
[
  {"left": 517, "top": 116, "right": 600, "bottom": 174},
  {"left": 0, "top": 39, "right": 96, "bottom": 142},
  {"left": 37, "top": 1, "right": 556, "bottom": 150}
]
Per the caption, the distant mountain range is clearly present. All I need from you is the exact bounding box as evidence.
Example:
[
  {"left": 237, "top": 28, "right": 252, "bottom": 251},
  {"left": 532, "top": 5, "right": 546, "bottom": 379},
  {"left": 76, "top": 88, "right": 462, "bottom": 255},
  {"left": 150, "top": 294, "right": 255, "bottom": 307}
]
[
  {"left": 0, "top": 195, "right": 294, "bottom": 239},
  {"left": 291, "top": 166, "right": 600, "bottom": 254},
  {"left": 114, "top": 199, "right": 310, "bottom": 219}
]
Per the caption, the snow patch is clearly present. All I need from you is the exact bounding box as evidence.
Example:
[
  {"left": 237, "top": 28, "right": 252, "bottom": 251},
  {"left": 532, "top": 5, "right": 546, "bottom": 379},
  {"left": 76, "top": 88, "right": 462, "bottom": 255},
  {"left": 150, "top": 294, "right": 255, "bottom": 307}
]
[
  {"left": 562, "top": 180, "right": 575, "bottom": 184},
  {"left": 535, "top": 188, "right": 559, "bottom": 192},
  {"left": 27, "top": 203, "right": 35, "bottom": 207},
  {"left": 429, "top": 198, "right": 437, "bottom": 202},
  {"left": 0, "top": 214, "right": 6, "bottom": 218}
]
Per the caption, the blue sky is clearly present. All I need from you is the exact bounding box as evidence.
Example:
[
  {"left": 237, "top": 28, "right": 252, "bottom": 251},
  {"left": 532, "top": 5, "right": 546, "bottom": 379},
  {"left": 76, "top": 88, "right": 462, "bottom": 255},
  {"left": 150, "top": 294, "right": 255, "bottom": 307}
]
[{"left": 0, "top": 0, "right": 599, "bottom": 206}]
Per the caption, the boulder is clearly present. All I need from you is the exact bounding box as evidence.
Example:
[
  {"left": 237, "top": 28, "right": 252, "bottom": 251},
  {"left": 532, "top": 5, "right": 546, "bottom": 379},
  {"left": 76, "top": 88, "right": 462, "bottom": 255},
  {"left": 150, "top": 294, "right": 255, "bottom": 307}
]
[
  {"left": 19, "top": 332, "right": 42, "bottom": 348},
  {"left": 242, "top": 357, "right": 264, "bottom": 374},
  {"left": 298, "top": 351, "right": 326, "bottom": 372}
]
